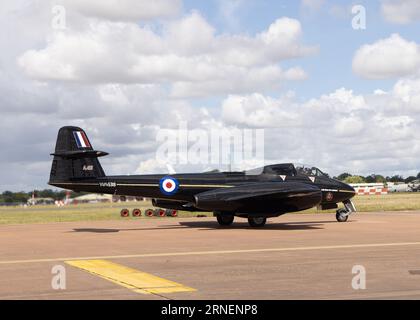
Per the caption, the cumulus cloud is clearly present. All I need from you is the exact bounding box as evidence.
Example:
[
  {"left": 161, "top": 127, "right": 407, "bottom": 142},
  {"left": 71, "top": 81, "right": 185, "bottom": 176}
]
[
  {"left": 381, "top": 0, "right": 420, "bottom": 24},
  {"left": 221, "top": 93, "right": 300, "bottom": 128},
  {"left": 352, "top": 34, "right": 420, "bottom": 79},
  {"left": 2, "top": 0, "right": 420, "bottom": 191},
  {"left": 61, "top": 0, "right": 182, "bottom": 21},
  {"left": 392, "top": 77, "right": 420, "bottom": 109},
  {"left": 220, "top": 82, "right": 420, "bottom": 176},
  {"left": 18, "top": 12, "right": 315, "bottom": 97}
]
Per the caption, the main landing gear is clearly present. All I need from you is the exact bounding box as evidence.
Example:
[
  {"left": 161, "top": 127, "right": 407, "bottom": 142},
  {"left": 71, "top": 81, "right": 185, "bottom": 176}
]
[
  {"left": 247, "top": 217, "right": 267, "bottom": 228},
  {"left": 215, "top": 213, "right": 267, "bottom": 228},
  {"left": 335, "top": 199, "right": 357, "bottom": 222},
  {"left": 216, "top": 214, "right": 235, "bottom": 226}
]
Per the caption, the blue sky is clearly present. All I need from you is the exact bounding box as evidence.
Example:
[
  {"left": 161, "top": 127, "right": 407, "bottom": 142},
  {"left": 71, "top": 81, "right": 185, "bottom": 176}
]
[
  {"left": 184, "top": 0, "right": 419, "bottom": 100},
  {"left": 1, "top": 0, "right": 420, "bottom": 190}
]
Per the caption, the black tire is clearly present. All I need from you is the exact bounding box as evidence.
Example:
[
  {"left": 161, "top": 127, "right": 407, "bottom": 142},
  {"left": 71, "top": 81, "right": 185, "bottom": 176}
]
[
  {"left": 216, "top": 214, "right": 234, "bottom": 226},
  {"left": 248, "top": 217, "right": 267, "bottom": 227},
  {"left": 336, "top": 209, "right": 349, "bottom": 222}
]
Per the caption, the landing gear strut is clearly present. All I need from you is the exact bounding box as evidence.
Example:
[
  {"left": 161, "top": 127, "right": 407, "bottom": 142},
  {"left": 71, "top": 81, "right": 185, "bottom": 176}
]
[{"left": 335, "top": 199, "right": 357, "bottom": 222}]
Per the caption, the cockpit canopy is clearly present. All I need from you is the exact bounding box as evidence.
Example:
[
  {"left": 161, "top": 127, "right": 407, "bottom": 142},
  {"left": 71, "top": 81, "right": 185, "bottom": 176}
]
[
  {"left": 245, "top": 163, "right": 329, "bottom": 177},
  {"left": 294, "top": 164, "right": 329, "bottom": 177}
]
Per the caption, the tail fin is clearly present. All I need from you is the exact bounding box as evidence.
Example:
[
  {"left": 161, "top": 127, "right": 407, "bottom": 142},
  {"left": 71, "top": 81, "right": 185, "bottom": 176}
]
[{"left": 49, "top": 126, "right": 108, "bottom": 184}]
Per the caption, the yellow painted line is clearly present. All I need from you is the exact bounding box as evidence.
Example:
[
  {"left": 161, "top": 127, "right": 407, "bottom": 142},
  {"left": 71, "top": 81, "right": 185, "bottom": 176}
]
[
  {"left": 339, "top": 190, "right": 357, "bottom": 194},
  {"left": 180, "top": 184, "right": 233, "bottom": 188},
  {"left": 117, "top": 183, "right": 157, "bottom": 187},
  {"left": 65, "top": 259, "right": 195, "bottom": 295},
  {"left": 51, "top": 182, "right": 233, "bottom": 188},
  {"left": 2, "top": 241, "right": 420, "bottom": 265},
  {"left": 117, "top": 183, "right": 233, "bottom": 188}
]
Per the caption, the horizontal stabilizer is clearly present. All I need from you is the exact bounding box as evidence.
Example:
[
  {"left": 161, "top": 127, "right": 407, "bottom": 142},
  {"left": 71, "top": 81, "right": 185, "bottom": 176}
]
[
  {"left": 51, "top": 150, "right": 109, "bottom": 159},
  {"left": 49, "top": 126, "right": 106, "bottom": 183}
]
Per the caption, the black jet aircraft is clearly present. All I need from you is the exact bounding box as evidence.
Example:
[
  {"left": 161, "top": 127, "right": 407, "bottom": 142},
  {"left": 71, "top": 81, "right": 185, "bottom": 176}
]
[{"left": 49, "top": 126, "right": 357, "bottom": 227}]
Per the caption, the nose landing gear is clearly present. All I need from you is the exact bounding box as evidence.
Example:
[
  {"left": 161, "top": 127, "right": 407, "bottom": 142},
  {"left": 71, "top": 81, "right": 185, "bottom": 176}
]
[
  {"left": 336, "top": 199, "right": 357, "bottom": 222},
  {"left": 336, "top": 208, "right": 349, "bottom": 222}
]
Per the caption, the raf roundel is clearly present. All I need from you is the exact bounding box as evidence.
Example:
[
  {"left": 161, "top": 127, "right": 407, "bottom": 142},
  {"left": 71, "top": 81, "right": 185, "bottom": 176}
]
[{"left": 159, "top": 176, "right": 179, "bottom": 195}]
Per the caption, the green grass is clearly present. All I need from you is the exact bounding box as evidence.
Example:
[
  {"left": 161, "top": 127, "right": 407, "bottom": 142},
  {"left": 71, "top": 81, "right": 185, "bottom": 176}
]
[
  {"left": 0, "top": 193, "right": 420, "bottom": 225},
  {"left": 302, "top": 192, "right": 420, "bottom": 214},
  {"left": 0, "top": 201, "right": 209, "bottom": 225}
]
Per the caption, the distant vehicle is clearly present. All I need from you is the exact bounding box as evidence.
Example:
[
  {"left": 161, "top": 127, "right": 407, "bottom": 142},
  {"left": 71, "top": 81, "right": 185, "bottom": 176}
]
[
  {"left": 48, "top": 126, "right": 357, "bottom": 227},
  {"left": 27, "top": 197, "right": 55, "bottom": 206},
  {"left": 387, "top": 182, "right": 410, "bottom": 193},
  {"left": 409, "top": 180, "right": 420, "bottom": 192}
]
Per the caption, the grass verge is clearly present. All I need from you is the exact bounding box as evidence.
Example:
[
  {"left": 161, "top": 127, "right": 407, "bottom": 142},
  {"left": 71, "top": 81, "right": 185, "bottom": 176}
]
[{"left": 0, "top": 193, "right": 419, "bottom": 225}]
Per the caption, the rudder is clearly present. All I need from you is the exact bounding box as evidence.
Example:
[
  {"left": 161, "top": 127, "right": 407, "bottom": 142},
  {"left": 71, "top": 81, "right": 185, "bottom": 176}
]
[{"left": 49, "top": 126, "right": 108, "bottom": 184}]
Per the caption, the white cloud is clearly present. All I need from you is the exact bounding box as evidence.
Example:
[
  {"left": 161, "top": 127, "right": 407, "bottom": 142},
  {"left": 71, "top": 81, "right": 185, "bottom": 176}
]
[
  {"left": 18, "top": 13, "right": 316, "bottom": 97},
  {"left": 2, "top": 0, "right": 420, "bottom": 191},
  {"left": 352, "top": 34, "right": 420, "bottom": 79},
  {"left": 221, "top": 93, "right": 300, "bottom": 128},
  {"left": 392, "top": 77, "right": 420, "bottom": 109},
  {"left": 220, "top": 82, "right": 420, "bottom": 176},
  {"left": 170, "top": 66, "right": 307, "bottom": 98},
  {"left": 381, "top": 0, "right": 420, "bottom": 24},
  {"left": 61, "top": 0, "right": 182, "bottom": 21}
]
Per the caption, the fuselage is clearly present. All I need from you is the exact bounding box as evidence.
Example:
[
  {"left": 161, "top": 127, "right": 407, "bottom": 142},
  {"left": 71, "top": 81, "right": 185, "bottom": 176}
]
[
  {"left": 49, "top": 127, "right": 357, "bottom": 224},
  {"left": 49, "top": 170, "right": 355, "bottom": 215}
]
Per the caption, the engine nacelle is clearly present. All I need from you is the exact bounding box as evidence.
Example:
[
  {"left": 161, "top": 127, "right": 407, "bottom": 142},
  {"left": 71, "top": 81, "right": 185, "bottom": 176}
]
[
  {"left": 151, "top": 199, "right": 200, "bottom": 211},
  {"left": 194, "top": 182, "right": 322, "bottom": 214}
]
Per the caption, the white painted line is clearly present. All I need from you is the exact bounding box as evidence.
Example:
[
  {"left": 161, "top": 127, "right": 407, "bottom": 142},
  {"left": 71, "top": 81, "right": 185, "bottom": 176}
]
[{"left": 1, "top": 241, "right": 420, "bottom": 265}]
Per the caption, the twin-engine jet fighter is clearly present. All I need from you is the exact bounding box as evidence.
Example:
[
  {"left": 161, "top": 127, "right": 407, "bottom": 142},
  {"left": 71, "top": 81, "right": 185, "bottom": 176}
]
[{"left": 49, "top": 126, "right": 357, "bottom": 227}]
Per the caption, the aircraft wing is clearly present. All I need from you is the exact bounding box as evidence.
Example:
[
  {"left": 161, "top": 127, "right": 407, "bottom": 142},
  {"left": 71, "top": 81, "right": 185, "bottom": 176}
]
[{"left": 194, "top": 182, "right": 322, "bottom": 213}]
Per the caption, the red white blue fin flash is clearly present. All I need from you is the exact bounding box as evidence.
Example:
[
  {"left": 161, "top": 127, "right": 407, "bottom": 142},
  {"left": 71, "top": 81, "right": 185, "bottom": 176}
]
[{"left": 73, "top": 131, "right": 91, "bottom": 148}]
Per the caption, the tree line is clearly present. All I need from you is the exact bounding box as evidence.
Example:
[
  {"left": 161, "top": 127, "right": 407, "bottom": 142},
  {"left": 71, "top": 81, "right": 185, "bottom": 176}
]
[
  {"left": 0, "top": 190, "right": 88, "bottom": 204},
  {"left": 333, "top": 172, "right": 420, "bottom": 184}
]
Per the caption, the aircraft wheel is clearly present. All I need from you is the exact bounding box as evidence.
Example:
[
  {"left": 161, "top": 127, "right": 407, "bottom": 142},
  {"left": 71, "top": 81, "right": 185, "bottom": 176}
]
[
  {"left": 336, "top": 209, "right": 349, "bottom": 222},
  {"left": 120, "top": 208, "right": 129, "bottom": 217},
  {"left": 216, "top": 214, "right": 234, "bottom": 226},
  {"left": 248, "top": 217, "right": 266, "bottom": 228}
]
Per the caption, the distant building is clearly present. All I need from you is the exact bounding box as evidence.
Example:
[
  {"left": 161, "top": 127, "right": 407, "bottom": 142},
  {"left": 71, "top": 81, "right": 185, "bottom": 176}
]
[
  {"left": 62, "top": 194, "right": 145, "bottom": 204},
  {"left": 70, "top": 194, "right": 113, "bottom": 204},
  {"left": 27, "top": 197, "right": 55, "bottom": 205},
  {"left": 350, "top": 183, "right": 388, "bottom": 195}
]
